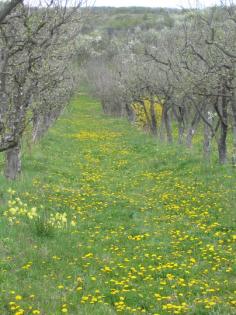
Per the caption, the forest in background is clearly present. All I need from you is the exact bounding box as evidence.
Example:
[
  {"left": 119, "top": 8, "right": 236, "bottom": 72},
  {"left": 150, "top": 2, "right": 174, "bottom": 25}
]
[{"left": 80, "top": 3, "right": 236, "bottom": 167}]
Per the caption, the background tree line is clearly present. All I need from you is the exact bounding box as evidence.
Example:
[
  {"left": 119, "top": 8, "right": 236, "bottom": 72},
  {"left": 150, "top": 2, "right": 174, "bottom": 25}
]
[{"left": 82, "top": 1, "right": 236, "bottom": 166}]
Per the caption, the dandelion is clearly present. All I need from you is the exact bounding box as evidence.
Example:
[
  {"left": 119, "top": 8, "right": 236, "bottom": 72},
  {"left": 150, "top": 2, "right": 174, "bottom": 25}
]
[
  {"left": 61, "top": 308, "right": 68, "bottom": 313},
  {"left": 15, "top": 295, "right": 22, "bottom": 301}
]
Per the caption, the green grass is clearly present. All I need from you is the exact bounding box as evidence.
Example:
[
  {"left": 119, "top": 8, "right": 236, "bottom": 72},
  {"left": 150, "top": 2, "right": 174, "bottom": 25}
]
[{"left": 0, "top": 93, "right": 235, "bottom": 315}]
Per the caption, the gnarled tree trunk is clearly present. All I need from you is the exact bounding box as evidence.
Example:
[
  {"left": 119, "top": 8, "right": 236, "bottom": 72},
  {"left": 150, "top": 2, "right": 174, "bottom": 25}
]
[{"left": 4, "top": 143, "right": 21, "bottom": 180}]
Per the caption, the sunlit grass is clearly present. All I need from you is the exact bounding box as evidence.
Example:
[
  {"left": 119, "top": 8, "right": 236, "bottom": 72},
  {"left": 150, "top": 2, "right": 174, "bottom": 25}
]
[{"left": 0, "top": 94, "right": 235, "bottom": 315}]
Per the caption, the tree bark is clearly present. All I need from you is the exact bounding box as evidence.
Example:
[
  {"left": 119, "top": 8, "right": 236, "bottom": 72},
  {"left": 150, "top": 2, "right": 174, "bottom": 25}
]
[
  {"left": 140, "top": 100, "right": 152, "bottom": 134},
  {"left": 163, "top": 105, "right": 173, "bottom": 143},
  {"left": 203, "top": 114, "right": 213, "bottom": 161},
  {"left": 232, "top": 121, "right": 236, "bottom": 166},
  {"left": 217, "top": 90, "right": 228, "bottom": 164},
  {"left": 33, "top": 112, "right": 56, "bottom": 143},
  {"left": 231, "top": 70, "right": 236, "bottom": 166},
  {"left": 186, "top": 111, "right": 200, "bottom": 148},
  {"left": 160, "top": 107, "right": 165, "bottom": 142},
  {"left": 125, "top": 103, "right": 135, "bottom": 123},
  {"left": 178, "top": 125, "right": 184, "bottom": 144},
  {"left": 4, "top": 143, "right": 21, "bottom": 180},
  {"left": 150, "top": 98, "right": 158, "bottom": 136},
  {"left": 173, "top": 106, "right": 185, "bottom": 144},
  {"left": 101, "top": 101, "right": 108, "bottom": 114},
  {"left": 218, "top": 122, "right": 228, "bottom": 164}
]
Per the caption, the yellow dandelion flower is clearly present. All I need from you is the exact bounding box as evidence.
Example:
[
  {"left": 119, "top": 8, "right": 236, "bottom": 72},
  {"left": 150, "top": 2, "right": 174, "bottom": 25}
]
[{"left": 15, "top": 295, "right": 22, "bottom": 301}]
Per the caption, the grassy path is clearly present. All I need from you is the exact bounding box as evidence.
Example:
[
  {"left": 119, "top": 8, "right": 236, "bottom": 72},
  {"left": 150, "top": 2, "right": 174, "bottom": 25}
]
[{"left": 0, "top": 93, "right": 235, "bottom": 315}]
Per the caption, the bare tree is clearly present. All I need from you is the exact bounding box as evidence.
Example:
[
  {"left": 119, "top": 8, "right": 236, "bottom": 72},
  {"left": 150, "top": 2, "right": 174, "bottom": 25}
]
[
  {"left": 83, "top": 2, "right": 236, "bottom": 165},
  {"left": 0, "top": 0, "right": 85, "bottom": 179}
]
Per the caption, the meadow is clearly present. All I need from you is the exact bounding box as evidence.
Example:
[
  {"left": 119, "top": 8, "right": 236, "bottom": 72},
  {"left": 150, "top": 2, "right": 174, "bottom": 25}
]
[{"left": 0, "top": 93, "right": 235, "bottom": 315}]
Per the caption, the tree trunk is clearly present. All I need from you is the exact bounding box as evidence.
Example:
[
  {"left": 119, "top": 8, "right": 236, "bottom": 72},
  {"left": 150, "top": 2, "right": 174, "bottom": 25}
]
[
  {"left": 141, "top": 100, "right": 152, "bottom": 134},
  {"left": 125, "top": 103, "right": 135, "bottom": 123},
  {"left": 231, "top": 122, "right": 236, "bottom": 167},
  {"left": 32, "top": 111, "right": 41, "bottom": 143},
  {"left": 33, "top": 112, "right": 54, "bottom": 143},
  {"left": 160, "top": 107, "right": 165, "bottom": 142},
  {"left": 203, "top": 122, "right": 212, "bottom": 161},
  {"left": 186, "top": 128, "right": 194, "bottom": 148},
  {"left": 217, "top": 91, "right": 228, "bottom": 164},
  {"left": 186, "top": 111, "right": 200, "bottom": 148},
  {"left": 173, "top": 106, "right": 185, "bottom": 144},
  {"left": 178, "top": 125, "right": 184, "bottom": 144},
  {"left": 163, "top": 105, "right": 173, "bottom": 143},
  {"left": 218, "top": 123, "right": 228, "bottom": 164},
  {"left": 4, "top": 143, "right": 21, "bottom": 180},
  {"left": 231, "top": 71, "right": 236, "bottom": 166},
  {"left": 203, "top": 110, "right": 213, "bottom": 161},
  {"left": 101, "top": 101, "right": 108, "bottom": 114},
  {"left": 150, "top": 99, "right": 157, "bottom": 136}
]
